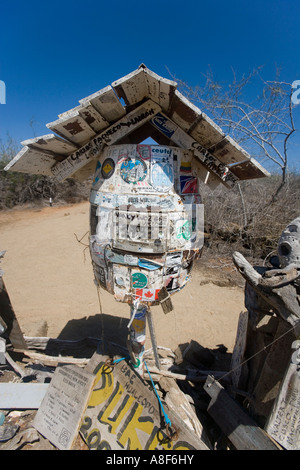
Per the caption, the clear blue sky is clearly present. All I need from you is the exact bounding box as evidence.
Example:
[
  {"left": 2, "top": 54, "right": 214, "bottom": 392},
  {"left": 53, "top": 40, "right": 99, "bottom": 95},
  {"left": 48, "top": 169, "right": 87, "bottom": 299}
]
[{"left": 1, "top": 0, "right": 300, "bottom": 171}]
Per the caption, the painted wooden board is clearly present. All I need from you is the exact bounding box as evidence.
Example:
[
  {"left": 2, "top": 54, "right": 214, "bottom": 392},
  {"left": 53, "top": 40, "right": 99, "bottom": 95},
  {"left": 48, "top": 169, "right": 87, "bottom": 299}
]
[
  {"left": 112, "top": 65, "right": 177, "bottom": 114},
  {"left": 79, "top": 85, "right": 126, "bottom": 123},
  {"left": 169, "top": 90, "right": 201, "bottom": 132},
  {"left": 265, "top": 341, "right": 300, "bottom": 450},
  {"left": 80, "top": 353, "right": 208, "bottom": 450},
  {"left": 51, "top": 100, "right": 161, "bottom": 182},
  {"left": 0, "top": 383, "right": 49, "bottom": 409},
  {"left": 150, "top": 112, "right": 237, "bottom": 188},
  {"left": 47, "top": 109, "right": 96, "bottom": 146},
  {"left": 22, "top": 134, "right": 78, "bottom": 155},
  {"left": 112, "top": 67, "right": 148, "bottom": 106},
  {"left": 189, "top": 113, "right": 225, "bottom": 149},
  {"left": 33, "top": 364, "right": 96, "bottom": 450},
  {"left": 58, "top": 103, "right": 109, "bottom": 134},
  {"left": 229, "top": 158, "right": 270, "bottom": 179},
  {"left": 4, "top": 146, "right": 58, "bottom": 176}
]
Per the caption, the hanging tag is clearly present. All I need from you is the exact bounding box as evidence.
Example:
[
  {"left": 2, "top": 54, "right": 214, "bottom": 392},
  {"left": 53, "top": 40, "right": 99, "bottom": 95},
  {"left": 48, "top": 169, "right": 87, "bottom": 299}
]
[{"left": 158, "top": 287, "right": 174, "bottom": 314}]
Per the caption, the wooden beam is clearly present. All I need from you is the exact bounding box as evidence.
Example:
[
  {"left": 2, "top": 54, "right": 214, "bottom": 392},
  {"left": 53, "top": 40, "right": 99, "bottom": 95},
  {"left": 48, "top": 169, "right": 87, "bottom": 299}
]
[
  {"left": 150, "top": 112, "right": 237, "bottom": 188},
  {"left": 204, "top": 375, "right": 281, "bottom": 450},
  {"left": 0, "top": 279, "right": 27, "bottom": 350},
  {"left": 51, "top": 99, "right": 161, "bottom": 181}
]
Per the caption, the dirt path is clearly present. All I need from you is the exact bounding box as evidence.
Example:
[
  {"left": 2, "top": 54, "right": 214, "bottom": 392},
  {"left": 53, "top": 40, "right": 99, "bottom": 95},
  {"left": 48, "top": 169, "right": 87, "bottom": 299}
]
[{"left": 0, "top": 202, "right": 245, "bottom": 353}]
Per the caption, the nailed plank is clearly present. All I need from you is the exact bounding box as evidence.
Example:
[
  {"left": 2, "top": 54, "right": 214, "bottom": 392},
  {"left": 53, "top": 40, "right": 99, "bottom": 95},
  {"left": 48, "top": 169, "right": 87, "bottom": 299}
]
[
  {"left": 169, "top": 89, "right": 201, "bottom": 132},
  {"left": 47, "top": 110, "right": 96, "bottom": 146},
  {"left": 22, "top": 134, "right": 78, "bottom": 155},
  {"left": 59, "top": 103, "right": 109, "bottom": 134},
  {"left": 189, "top": 113, "right": 225, "bottom": 149},
  {"left": 229, "top": 158, "right": 270, "bottom": 179},
  {"left": 51, "top": 99, "right": 161, "bottom": 182},
  {"left": 150, "top": 112, "right": 237, "bottom": 188},
  {"left": 112, "top": 66, "right": 148, "bottom": 105},
  {"left": 141, "top": 64, "right": 177, "bottom": 112},
  {"left": 79, "top": 85, "right": 126, "bottom": 123},
  {"left": 4, "top": 146, "right": 58, "bottom": 176},
  {"left": 0, "top": 383, "right": 49, "bottom": 409},
  {"left": 204, "top": 375, "right": 280, "bottom": 450}
]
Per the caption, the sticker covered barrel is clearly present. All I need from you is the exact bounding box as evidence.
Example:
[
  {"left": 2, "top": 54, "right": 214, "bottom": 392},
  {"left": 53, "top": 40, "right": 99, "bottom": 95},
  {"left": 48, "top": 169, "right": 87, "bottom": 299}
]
[{"left": 89, "top": 144, "right": 204, "bottom": 305}]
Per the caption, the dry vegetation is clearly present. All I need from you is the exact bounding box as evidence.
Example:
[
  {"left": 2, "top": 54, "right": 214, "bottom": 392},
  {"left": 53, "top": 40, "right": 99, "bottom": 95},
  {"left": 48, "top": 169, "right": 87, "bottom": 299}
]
[
  {"left": 0, "top": 138, "right": 299, "bottom": 263},
  {"left": 201, "top": 173, "right": 300, "bottom": 262}
]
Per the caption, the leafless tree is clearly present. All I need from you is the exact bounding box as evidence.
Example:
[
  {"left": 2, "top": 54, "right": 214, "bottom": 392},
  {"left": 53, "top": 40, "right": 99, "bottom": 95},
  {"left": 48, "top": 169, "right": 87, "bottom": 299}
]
[{"left": 172, "top": 67, "right": 297, "bottom": 197}]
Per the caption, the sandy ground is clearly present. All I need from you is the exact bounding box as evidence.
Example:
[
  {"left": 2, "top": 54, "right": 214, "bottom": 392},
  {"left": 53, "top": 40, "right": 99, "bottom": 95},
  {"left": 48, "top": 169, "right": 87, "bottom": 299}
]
[{"left": 0, "top": 201, "right": 245, "bottom": 355}]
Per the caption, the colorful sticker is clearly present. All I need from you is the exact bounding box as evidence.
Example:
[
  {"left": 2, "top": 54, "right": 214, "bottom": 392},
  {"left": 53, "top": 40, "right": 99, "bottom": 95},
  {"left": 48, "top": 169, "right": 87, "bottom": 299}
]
[
  {"left": 151, "top": 113, "right": 175, "bottom": 139},
  {"left": 92, "top": 161, "right": 102, "bottom": 186},
  {"left": 176, "top": 220, "right": 192, "bottom": 240},
  {"left": 180, "top": 175, "right": 198, "bottom": 194},
  {"left": 101, "top": 158, "right": 115, "bottom": 179},
  {"left": 120, "top": 157, "right": 147, "bottom": 184},
  {"left": 150, "top": 148, "right": 174, "bottom": 192},
  {"left": 135, "top": 288, "right": 160, "bottom": 301},
  {"left": 180, "top": 161, "right": 192, "bottom": 173},
  {"left": 131, "top": 272, "right": 148, "bottom": 289}
]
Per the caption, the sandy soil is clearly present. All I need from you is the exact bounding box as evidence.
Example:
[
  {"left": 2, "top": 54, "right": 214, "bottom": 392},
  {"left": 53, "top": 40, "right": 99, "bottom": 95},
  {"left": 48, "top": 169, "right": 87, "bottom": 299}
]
[{"left": 0, "top": 201, "right": 245, "bottom": 355}]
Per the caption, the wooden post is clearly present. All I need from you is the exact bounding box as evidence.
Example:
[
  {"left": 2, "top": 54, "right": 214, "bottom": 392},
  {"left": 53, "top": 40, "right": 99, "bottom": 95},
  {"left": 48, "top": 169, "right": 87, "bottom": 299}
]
[{"left": 204, "top": 375, "right": 281, "bottom": 450}]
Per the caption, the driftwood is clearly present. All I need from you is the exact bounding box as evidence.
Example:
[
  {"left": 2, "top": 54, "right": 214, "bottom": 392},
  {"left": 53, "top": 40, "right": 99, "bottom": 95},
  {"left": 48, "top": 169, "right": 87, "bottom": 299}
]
[
  {"left": 232, "top": 251, "right": 300, "bottom": 329},
  {"left": 204, "top": 375, "right": 281, "bottom": 450},
  {"left": 159, "top": 376, "right": 210, "bottom": 445}
]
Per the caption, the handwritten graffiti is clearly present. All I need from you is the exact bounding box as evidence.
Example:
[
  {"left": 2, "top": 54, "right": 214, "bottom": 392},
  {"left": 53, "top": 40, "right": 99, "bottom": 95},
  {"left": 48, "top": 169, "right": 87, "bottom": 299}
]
[{"left": 80, "top": 360, "right": 198, "bottom": 450}]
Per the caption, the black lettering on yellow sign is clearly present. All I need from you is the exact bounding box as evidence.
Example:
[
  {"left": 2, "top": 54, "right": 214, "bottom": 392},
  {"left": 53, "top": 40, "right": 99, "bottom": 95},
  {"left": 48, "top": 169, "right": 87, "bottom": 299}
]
[{"left": 80, "top": 362, "right": 197, "bottom": 450}]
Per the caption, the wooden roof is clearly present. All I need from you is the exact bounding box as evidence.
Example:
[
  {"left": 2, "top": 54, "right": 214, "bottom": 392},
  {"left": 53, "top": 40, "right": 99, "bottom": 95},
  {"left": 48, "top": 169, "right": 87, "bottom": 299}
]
[{"left": 5, "top": 64, "right": 270, "bottom": 189}]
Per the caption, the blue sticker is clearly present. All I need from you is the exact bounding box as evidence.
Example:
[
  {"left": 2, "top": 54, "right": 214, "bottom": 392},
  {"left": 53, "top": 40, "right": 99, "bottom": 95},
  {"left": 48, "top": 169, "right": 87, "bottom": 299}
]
[
  {"left": 151, "top": 113, "right": 175, "bottom": 139},
  {"left": 120, "top": 157, "right": 147, "bottom": 184}
]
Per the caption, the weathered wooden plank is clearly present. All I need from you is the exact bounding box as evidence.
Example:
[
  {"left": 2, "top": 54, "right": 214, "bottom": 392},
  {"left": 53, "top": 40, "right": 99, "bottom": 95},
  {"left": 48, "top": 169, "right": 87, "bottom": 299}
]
[
  {"left": 33, "top": 365, "right": 96, "bottom": 450},
  {"left": 51, "top": 99, "right": 161, "bottom": 182},
  {"left": 265, "top": 341, "right": 300, "bottom": 450},
  {"left": 229, "top": 158, "right": 270, "bottom": 179},
  {"left": 22, "top": 134, "right": 78, "bottom": 155},
  {"left": 112, "top": 67, "right": 148, "bottom": 106},
  {"left": 0, "top": 383, "right": 49, "bottom": 409},
  {"left": 159, "top": 376, "right": 208, "bottom": 443},
  {"left": 150, "top": 112, "right": 237, "bottom": 188},
  {"left": 230, "top": 311, "right": 249, "bottom": 394},
  {"left": 79, "top": 85, "right": 126, "bottom": 123},
  {"left": 204, "top": 375, "right": 280, "bottom": 450},
  {"left": 189, "top": 113, "right": 225, "bottom": 149},
  {"left": 81, "top": 353, "right": 209, "bottom": 450},
  {"left": 47, "top": 110, "right": 96, "bottom": 146},
  {"left": 142, "top": 65, "right": 177, "bottom": 112},
  {"left": 59, "top": 103, "right": 109, "bottom": 134},
  {"left": 4, "top": 146, "right": 58, "bottom": 176},
  {"left": 0, "top": 279, "right": 27, "bottom": 350},
  {"left": 169, "top": 89, "right": 201, "bottom": 132}
]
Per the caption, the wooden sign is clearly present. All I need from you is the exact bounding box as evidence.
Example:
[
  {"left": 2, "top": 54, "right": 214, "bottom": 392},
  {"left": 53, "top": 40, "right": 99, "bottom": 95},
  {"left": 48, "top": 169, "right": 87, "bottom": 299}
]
[
  {"left": 265, "top": 341, "right": 300, "bottom": 450},
  {"left": 150, "top": 112, "right": 237, "bottom": 188},
  {"left": 80, "top": 354, "right": 208, "bottom": 450},
  {"left": 51, "top": 99, "right": 161, "bottom": 182},
  {"left": 33, "top": 364, "right": 96, "bottom": 450}
]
